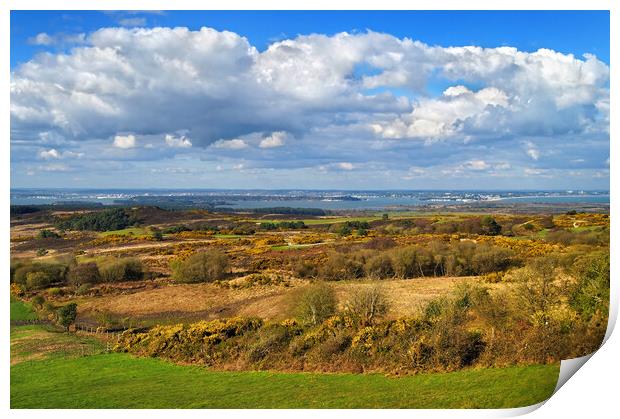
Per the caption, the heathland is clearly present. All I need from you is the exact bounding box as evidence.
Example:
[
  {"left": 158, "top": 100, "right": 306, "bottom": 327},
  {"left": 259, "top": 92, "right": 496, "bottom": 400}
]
[{"left": 10, "top": 203, "right": 609, "bottom": 408}]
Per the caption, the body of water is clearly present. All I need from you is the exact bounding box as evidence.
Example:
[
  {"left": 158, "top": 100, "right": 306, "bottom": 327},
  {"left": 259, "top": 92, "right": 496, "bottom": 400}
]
[{"left": 10, "top": 189, "right": 609, "bottom": 210}]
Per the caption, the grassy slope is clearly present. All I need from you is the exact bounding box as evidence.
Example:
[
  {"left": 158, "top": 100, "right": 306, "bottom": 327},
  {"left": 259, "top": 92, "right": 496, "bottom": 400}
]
[
  {"left": 10, "top": 297, "right": 38, "bottom": 321},
  {"left": 11, "top": 353, "right": 559, "bottom": 409}
]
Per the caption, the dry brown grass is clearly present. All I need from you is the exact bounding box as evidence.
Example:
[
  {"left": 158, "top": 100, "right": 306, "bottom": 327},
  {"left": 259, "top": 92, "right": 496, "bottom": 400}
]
[{"left": 75, "top": 276, "right": 485, "bottom": 326}]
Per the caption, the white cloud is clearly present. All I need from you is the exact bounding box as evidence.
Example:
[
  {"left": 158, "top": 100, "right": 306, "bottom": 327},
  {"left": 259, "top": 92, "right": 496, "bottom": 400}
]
[
  {"left": 337, "top": 162, "right": 355, "bottom": 170},
  {"left": 213, "top": 139, "right": 248, "bottom": 150},
  {"left": 28, "top": 33, "right": 54, "bottom": 46},
  {"left": 462, "top": 160, "right": 490, "bottom": 171},
  {"left": 38, "top": 148, "right": 84, "bottom": 160},
  {"left": 38, "top": 148, "right": 61, "bottom": 159},
  {"left": 9, "top": 26, "right": 610, "bottom": 187},
  {"left": 259, "top": 131, "right": 287, "bottom": 148},
  {"left": 165, "top": 134, "right": 192, "bottom": 148},
  {"left": 372, "top": 86, "right": 509, "bottom": 141},
  {"left": 525, "top": 141, "right": 540, "bottom": 160},
  {"left": 118, "top": 17, "right": 146, "bottom": 27},
  {"left": 38, "top": 163, "right": 71, "bottom": 172},
  {"left": 494, "top": 162, "right": 512, "bottom": 170},
  {"left": 113, "top": 134, "right": 136, "bottom": 149}
]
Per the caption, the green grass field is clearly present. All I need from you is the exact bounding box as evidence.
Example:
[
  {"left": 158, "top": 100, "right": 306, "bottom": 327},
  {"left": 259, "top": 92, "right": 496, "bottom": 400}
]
[
  {"left": 99, "top": 227, "right": 149, "bottom": 237},
  {"left": 11, "top": 353, "right": 558, "bottom": 408},
  {"left": 9, "top": 296, "right": 559, "bottom": 409},
  {"left": 10, "top": 297, "right": 38, "bottom": 321}
]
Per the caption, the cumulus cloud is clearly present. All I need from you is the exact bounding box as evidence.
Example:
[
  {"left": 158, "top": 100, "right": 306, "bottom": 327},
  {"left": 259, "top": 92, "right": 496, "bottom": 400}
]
[
  {"left": 165, "top": 134, "right": 192, "bottom": 148},
  {"left": 212, "top": 139, "right": 248, "bottom": 150},
  {"left": 525, "top": 141, "right": 541, "bottom": 160},
  {"left": 337, "top": 162, "right": 355, "bottom": 170},
  {"left": 462, "top": 160, "right": 490, "bottom": 171},
  {"left": 38, "top": 148, "right": 84, "bottom": 160},
  {"left": 28, "top": 33, "right": 54, "bottom": 46},
  {"left": 372, "top": 86, "right": 509, "bottom": 141},
  {"left": 9, "top": 26, "right": 610, "bottom": 188},
  {"left": 38, "top": 148, "right": 60, "bottom": 159},
  {"left": 113, "top": 134, "right": 136, "bottom": 149},
  {"left": 259, "top": 131, "right": 288, "bottom": 148}
]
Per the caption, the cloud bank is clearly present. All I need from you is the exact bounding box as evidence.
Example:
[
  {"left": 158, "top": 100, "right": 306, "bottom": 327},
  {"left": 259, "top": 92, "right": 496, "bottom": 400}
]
[{"left": 11, "top": 27, "right": 609, "bottom": 188}]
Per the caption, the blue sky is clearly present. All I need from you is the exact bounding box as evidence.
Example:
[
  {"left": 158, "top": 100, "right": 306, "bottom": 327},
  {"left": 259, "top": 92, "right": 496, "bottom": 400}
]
[{"left": 10, "top": 10, "right": 610, "bottom": 189}]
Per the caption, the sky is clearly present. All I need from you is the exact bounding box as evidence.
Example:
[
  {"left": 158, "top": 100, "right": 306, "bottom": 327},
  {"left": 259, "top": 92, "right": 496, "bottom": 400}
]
[{"left": 10, "top": 10, "right": 610, "bottom": 190}]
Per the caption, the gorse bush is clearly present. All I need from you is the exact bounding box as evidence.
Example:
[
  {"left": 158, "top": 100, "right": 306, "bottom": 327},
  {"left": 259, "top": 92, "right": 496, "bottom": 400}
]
[{"left": 171, "top": 250, "right": 229, "bottom": 283}]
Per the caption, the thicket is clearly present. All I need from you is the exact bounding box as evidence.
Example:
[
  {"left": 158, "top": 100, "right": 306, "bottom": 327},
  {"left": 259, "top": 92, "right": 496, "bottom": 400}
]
[
  {"left": 260, "top": 221, "right": 306, "bottom": 230},
  {"left": 293, "top": 241, "right": 518, "bottom": 280},
  {"left": 544, "top": 228, "right": 609, "bottom": 246},
  {"left": 116, "top": 251, "right": 608, "bottom": 374},
  {"left": 55, "top": 208, "right": 137, "bottom": 232},
  {"left": 11, "top": 260, "right": 69, "bottom": 290},
  {"left": 99, "top": 258, "right": 144, "bottom": 282},
  {"left": 10, "top": 256, "right": 145, "bottom": 290},
  {"left": 38, "top": 229, "right": 61, "bottom": 239}
]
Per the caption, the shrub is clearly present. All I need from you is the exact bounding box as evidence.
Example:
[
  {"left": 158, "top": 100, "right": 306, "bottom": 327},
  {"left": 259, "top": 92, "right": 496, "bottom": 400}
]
[
  {"left": 48, "top": 287, "right": 63, "bottom": 297},
  {"left": 57, "top": 302, "right": 78, "bottom": 330},
  {"left": 31, "top": 294, "right": 45, "bottom": 310},
  {"left": 36, "top": 248, "right": 48, "bottom": 257},
  {"left": 42, "top": 301, "right": 58, "bottom": 321},
  {"left": 171, "top": 251, "right": 229, "bottom": 283},
  {"left": 344, "top": 286, "right": 389, "bottom": 326},
  {"left": 470, "top": 245, "right": 516, "bottom": 274},
  {"left": 317, "top": 332, "right": 352, "bottom": 358},
  {"left": 391, "top": 246, "right": 425, "bottom": 278},
  {"left": 296, "top": 283, "right": 337, "bottom": 326},
  {"left": 292, "top": 258, "right": 318, "bottom": 278},
  {"left": 162, "top": 225, "right": 191, "bottom": 234},
  {"left": 13, "top": 261, "right": 68, "bottom": 289},
  {"left": 38, "top": 229, "right": 60, "bottom": 239},
  {"left": 365, "top": 254, "right": 395, "bottom": 279},
  {"left": 319, "top": 252, "right": 364, "bottom": 280},
  {"left": 247, "top": 324, "right": 299, "bottom": 363},
  {"left": 480, "top": 216, "right": 501, "bottom": 236},
  {"left": 513, "top": 258, "right": 563, "bottom": 325},
  {"left": 99, "top": 258, "right": 144, "bottom": 282},
  {"left": 26, "top": 271, "right": 52, "bottom": 290},
  {"left": 569, "top": 252, "right": 610, "bottom": 321},
  {"left": 68, "top": 262, "right": 101, "bottom": 286},
  {"left": 75, "top": 284, "right": 92, "bottom": 296},
  {"left": 364, "top": 237, "right": 396, "bottom": 250}
]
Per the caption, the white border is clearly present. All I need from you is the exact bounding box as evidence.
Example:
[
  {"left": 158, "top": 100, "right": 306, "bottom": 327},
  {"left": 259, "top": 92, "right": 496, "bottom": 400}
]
[{"left": 2, "top": 2, "right": 617, "bottom": 418}]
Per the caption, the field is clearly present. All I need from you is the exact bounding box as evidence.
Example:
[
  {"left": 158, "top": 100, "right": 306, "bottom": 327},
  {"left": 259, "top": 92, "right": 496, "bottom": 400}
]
[
  {"left": 11, "top": 352, "right": 558, "bottom": 408},
  {"left": 10, "top": 297, "right": 37, "bottom": 321},
  {"left": 10, "top": 304, "right": 558, "bottom": 409},
  {"left": 71, "top": 276, "right": 473, "bottom": 327}
]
